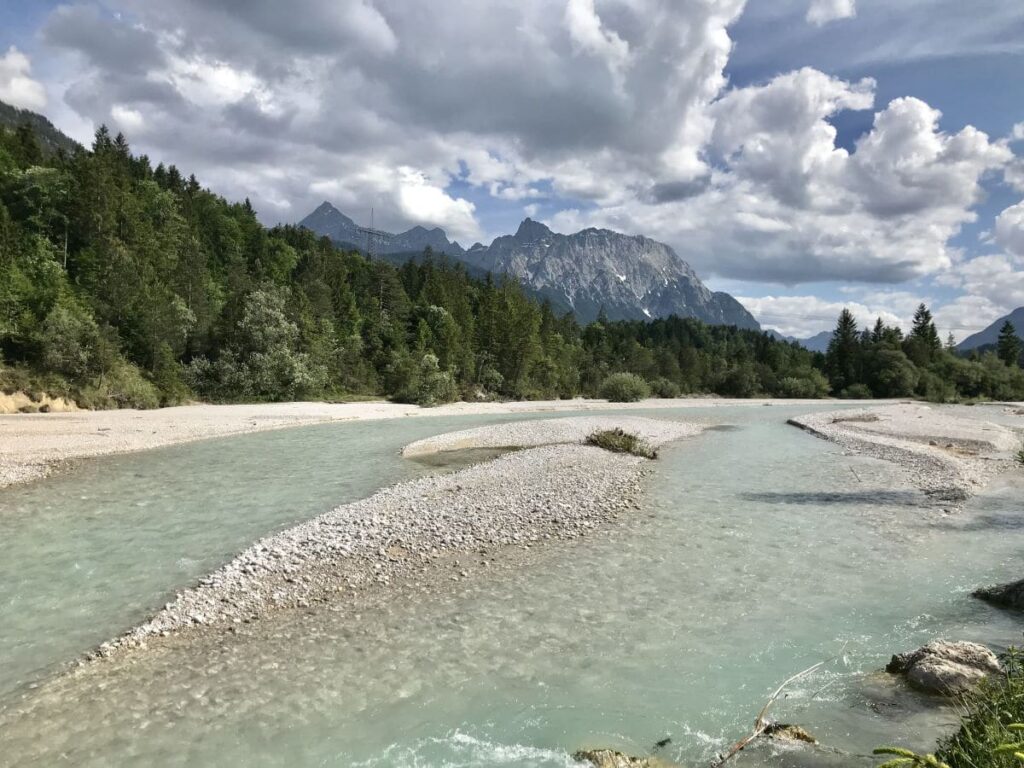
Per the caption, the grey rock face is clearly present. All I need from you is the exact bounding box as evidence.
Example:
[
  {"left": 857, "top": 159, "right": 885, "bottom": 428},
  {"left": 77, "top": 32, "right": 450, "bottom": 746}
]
[
  {"left": 973, "top": 578, "right": 1024, "bottom": 610},
  {"left": 886, "top": 640, "right": 1002, "bottom": 695},
  {"left": 299, "top": 204, "right": 759, "bottom": 329},
  {"left": 299, "top": 202, "right": 464, "bottom": 256},
  {"left": 459, "top": 218, "right": 760, "bottom": 328}
]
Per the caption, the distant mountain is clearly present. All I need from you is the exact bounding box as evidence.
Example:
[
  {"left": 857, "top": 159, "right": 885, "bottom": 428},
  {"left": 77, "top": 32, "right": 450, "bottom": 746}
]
[
  {"left": 957, "top": 307, "right": 1024, "bottom": 352},
  {"left": 766, "top": 329, "right": 798, "bottom": 344},
  {"left": 300, "top": 203, "right": 759, "bottom": 329},
  {"left": 0, "top": 99, "right": 80, "bottom": 156},
  {"left": 765, "top": 328, "right": 831, "bottom": 352},
  {"left": 799, "top": 330, "right": 833, "bottom": 354},
  {"left": 459, "top": 218, "right": 759, "bottom": 327},
  {"left": 299, "top": 202, "right": 464, "bottom": 256}
]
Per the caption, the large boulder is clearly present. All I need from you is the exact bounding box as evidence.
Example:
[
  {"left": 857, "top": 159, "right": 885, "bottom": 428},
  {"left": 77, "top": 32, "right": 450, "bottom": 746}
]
[
  {"left": 886, "top": 640, "right": 1002, "bottom": 695},
  {"left": 973, "top": 578, "right": 1024, "bottom": 611}
]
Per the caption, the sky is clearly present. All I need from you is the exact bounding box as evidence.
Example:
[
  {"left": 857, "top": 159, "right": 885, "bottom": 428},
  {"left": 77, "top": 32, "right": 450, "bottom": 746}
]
[{"left": 1, "top": 0, "right": 1022, "bottom": 340}]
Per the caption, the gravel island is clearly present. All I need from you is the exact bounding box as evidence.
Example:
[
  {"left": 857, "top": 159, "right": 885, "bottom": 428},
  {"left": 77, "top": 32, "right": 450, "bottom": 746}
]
[{"left": 94, "top": 415, "right": 702, "bottom": 656}]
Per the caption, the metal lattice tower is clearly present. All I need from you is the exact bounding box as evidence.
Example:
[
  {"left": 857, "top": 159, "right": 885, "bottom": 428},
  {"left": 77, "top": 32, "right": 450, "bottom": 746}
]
[{"left": 357, "top": 208, "right": 388, "bottom": 261}]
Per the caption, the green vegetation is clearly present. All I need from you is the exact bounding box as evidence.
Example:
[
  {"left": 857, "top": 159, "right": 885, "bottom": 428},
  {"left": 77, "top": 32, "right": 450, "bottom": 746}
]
[
  {"left": 599, "top": 372, "right": 650, "bottom": 402},
  {"left": 585, "top": 428, "right": 658, "bottom": 459},
  {"left": 877, "top": 649, "right": 1024, "bottom": 768},
  {"left": 0, "top": 120, "right": 838, "bottom": 408},
  {"left": 822, "top": 304, "right": 1024, "bottom": 402},
  {"left": 3, "top": 117, "right": 1016, "bottom": 409}
]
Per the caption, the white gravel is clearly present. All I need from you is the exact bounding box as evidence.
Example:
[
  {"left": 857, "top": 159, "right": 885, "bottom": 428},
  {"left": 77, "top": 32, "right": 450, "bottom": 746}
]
[
  {"left": 789, "top": 403, "right": 1021, "bottom": 506},
  {"left": 95, "top": 416, "right": 701, "bottom": 655},
  {"left": 402, "top": 415, "right": 697, "bottom": 456}
]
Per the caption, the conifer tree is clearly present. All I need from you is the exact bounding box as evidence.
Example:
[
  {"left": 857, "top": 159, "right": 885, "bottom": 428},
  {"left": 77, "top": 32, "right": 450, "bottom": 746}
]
[{"left": 997, "top": 321, "right": 1022, "bottom": 367}]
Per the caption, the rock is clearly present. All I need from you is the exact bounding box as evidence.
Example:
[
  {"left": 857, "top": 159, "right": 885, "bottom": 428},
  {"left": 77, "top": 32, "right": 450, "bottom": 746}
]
[
  {"left": 572, "top": 748, "right": 672, "bottom": 768},
  {"left": 763, "top": 723, "right": 817, "bottom": 744},
  {"left": 973, "top": 578, "right": 1024, "bottom": 611},
  {"left": 886, "top": 640, "right": 1001, "bottom": 695}
]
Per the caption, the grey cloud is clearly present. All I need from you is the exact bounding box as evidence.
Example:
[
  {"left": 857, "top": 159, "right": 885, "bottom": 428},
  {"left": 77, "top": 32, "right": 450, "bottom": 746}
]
[{"left": 43, "top": 4, "right": 166, "bottom": 73}]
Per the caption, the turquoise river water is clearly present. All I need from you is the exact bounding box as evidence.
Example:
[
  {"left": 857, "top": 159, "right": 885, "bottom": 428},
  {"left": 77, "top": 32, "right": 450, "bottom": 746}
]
[{"left": 0, "top": 404, "right": 1022, "bottom": 767}]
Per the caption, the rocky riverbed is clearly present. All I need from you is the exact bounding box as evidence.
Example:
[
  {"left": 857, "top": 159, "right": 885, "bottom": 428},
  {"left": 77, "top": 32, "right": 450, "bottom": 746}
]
[
  {"left": 94, "top": 416, "right": 701, "bottom": 657},
  {"left": 788, "top": 404, "right": 1020, "bottom": 507}
]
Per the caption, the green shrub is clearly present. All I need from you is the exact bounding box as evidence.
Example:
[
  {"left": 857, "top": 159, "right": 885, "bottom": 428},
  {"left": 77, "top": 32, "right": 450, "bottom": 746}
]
[
  {"left": 648, "top": 376, "right": 681, "bottom": 398},
  {"left": 414, "top": 353, "right": 459, "bottom": 407},
  {"left": 77, "top": 361, "right": 161, "bottom": 409},
  {"left": 599, "top": 372, "right": 650, "bottom": 402},
  {"left": 879, "top": 649, "right": 1024, "bottom": 768},
  {"left": 840, "top": 383, "right": 873, "bottom": 399},
  {"left": 778, "top": 369, "right": 830, "bottom": 398},
  {"left": 585, "top": 428, "right": 658, "bottom": 459}
]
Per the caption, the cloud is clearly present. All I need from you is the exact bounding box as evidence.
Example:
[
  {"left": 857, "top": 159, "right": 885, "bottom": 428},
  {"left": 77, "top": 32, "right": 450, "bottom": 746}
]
[
  {"left": 0, "top": 46, "right": 47, "bottom": 111},
  {"left": 737, "top": 293, "right": 909, "bottom": 338},
  {"left": 806, "top": 0, "right": 856, "bottom": 26},
  {"left": 29, "top": 0, "right": 1010, "bottom": 296},
  {"left": 564, "top": 0, "right": 630, "bottom": 81},
  {"left": 395, "top": 167, "right": 479, "bottom": 241},
  {"left": 995, "top": 200, "right": 1024, "bottom": 258}
]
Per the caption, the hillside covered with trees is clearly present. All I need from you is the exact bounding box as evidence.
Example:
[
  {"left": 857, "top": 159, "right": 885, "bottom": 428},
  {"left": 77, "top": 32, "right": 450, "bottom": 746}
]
[{"left": 1, "top": 117, "right": 1022, "bottom": 409}]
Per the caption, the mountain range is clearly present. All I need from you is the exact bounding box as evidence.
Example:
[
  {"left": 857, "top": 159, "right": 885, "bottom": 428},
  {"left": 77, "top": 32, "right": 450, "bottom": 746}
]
[
  {"left": 956, "top": 307, "right": 1024, "bottom": 352},
  {"left": 299, "top": 202, "right": 759, "bottom": 329}
]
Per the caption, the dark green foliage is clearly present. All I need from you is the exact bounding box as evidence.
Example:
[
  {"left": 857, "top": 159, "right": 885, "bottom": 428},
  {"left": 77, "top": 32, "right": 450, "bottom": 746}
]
[
  {"left": 998, "top": 321, "right": 1022, "bottom": 367},
  {"left": 599, "top": 372, "right": 650, "bottom": 402},
  {"left": 585, "top": 428, "right": 658, "bottom": 459},
  {"left": 648, "top": 376, "right": 681, "bottom": 398},
  {"left": 3, "top": 116, "right": 1008, "bottom": 408},
  {"left": 876, "top": 650, "right": 1024, "bottom": 768},
  {"left": 822, "top": 306, "right": 1024, "bottom": 401}
]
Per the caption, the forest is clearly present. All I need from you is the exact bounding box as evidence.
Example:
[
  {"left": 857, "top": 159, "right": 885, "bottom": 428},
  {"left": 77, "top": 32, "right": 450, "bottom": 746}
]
[{"left": 1, "top": 119, "right": 1022, "bottom": 408}]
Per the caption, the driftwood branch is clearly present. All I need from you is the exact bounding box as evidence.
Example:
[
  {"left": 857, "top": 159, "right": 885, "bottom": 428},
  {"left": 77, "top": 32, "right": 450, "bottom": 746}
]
[{"left": 711, "top": 644, "right": 848, "bottom": 767}]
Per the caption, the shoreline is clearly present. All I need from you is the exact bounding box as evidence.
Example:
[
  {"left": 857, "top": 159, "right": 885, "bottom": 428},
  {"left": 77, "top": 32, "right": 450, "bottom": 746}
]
[
  {"left": 0, "top": 396, "right": 836, "bottom": 490},
  {"left": 788, "top": 403, "right": 1021, "bottom": 508},
  {"left": 85, "top": 416, "right": 702, "bottom": 659}
]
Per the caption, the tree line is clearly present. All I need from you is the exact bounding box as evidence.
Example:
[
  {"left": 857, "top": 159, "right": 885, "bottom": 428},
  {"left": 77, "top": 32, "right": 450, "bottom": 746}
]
[
  {"left": 1, "top": 121, "right": 1021, "bottom": 408},
  {"left": 823, "top": 304, "right": 1024, "bottom": 401}
]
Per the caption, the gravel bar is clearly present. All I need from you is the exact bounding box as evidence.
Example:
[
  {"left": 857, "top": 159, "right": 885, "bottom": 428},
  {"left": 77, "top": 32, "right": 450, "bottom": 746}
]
[
  {"left": 96, "top": 416, "right": 701, "bottom": 656},
  {"left": 789, "top": 403, "right": 1020, "bottom": 506}
]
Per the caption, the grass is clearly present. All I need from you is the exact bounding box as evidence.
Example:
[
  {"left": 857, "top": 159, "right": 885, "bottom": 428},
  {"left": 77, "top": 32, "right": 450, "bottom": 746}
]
[
  {"left": 876, "top": 648, "right": 1024, "bottom": 768},
  {"left": 585, "top": 428, "right": 658, "bottom": 459}
]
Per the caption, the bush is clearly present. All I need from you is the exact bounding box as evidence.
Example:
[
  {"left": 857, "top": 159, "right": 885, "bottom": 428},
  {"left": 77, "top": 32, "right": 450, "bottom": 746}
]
[
  {"left": 840, "top": 383, "right": 873, "bottom": 399},
  {"left": 599, "top": 372, "right": 650, "bottom": 402},
  {"left": 414, "top": 353, "right": 459, "bottom": 407},
  {"left": 77, "top": 361, "right": 161, "bottom": 409},
  {"left": 648, "top": 376, "right": 681, "bottom": 398},
  {"left": 778, "top": 369, "right": 830, "bottom": 398},
  {"left": 585, "top": 428, "right": 658, "bottom": 459},
  {"left": 877, "top": 649, "right": 1024, "bottom": 768}
]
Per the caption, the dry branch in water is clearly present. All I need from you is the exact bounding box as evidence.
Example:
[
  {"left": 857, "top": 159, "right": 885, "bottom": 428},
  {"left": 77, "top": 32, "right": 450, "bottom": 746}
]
[{"left": 711, "top": 645, "right": 847, "bottom": 767}]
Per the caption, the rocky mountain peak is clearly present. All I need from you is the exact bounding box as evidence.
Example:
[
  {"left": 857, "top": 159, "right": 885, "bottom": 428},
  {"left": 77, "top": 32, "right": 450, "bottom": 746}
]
[{"left": 514, "top": 218, "right": 553, "bottom": 241}]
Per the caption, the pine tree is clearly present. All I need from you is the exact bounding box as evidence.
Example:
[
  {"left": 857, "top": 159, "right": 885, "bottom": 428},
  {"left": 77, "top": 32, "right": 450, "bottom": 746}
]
[
  {"left": 997, "top": 321, "right": 1022, "bottom": 367},
  {"left": 825, "top": 309, "right": 861, "bottom": 394},
  {"left": 910, "top": 303, "right": 941, "bottom": 352}
]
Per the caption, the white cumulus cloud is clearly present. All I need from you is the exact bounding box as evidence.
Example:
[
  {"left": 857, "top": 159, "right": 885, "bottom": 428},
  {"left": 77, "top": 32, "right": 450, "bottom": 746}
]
[
  {"left": 806, "top": 0, "right": 856, "bottom": 26},
  {"left": 0, "top": 46, "right": 47, "bottom": 111}
]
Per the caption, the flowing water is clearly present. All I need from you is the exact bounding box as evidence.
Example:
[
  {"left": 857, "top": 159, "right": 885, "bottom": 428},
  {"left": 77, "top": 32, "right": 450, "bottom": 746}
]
[{"left": 1, "top": 404, "right": 1022, "bottom": 767}]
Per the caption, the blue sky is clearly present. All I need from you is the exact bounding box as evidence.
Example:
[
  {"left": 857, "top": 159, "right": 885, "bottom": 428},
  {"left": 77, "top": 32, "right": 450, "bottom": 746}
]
[{"left": 1, "top": 0, "right": 1022, "bottom": 338}]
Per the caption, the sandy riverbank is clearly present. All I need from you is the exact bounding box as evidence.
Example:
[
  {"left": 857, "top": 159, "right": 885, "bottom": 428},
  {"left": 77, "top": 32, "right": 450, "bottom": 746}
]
[
  {"left": 0, "top": 397, "right": 828, "bottom": 489},
  {"left": 789, "top": 403, "right": 1023, "bottom": 507},
  {"left": 91, "top": 415, "right": 701, "bottom": 656}
]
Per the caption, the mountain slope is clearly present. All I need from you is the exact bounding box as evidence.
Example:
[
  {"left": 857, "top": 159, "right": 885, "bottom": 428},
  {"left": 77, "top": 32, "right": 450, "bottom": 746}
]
[
  {"left": 460, "top": 218, "right": 758, "bottom": 327},
  {"left": 0, "top": 99, "right": 80, "bottom": 156},
  {"left": 301, "top": 204, "right": 759, "bottom": 329},
  {"left": 299, "top": 202, "right": 464, "bottom": 256},
  {"left": 957, "top": 307, "right": 1024, "bottom": 351}
]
